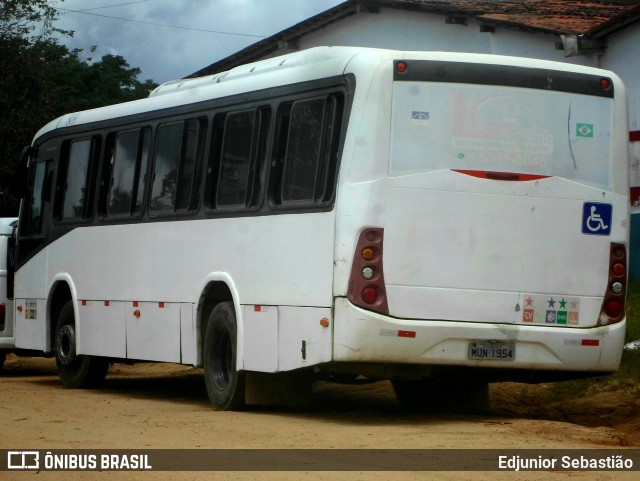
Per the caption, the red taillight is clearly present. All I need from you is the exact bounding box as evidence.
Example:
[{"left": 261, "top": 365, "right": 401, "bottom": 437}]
[
  {"left": 605, "top": 300, "right": 623, "bottom": 318},
  {"left": 347, "top": 228, "right": 389, "bottom": 315},
  {"left": 0, "top": 303, "right": 5, "bottom": 330},
  {"left": 599, "top": 243, "right": 627, "bottom": 325},
  {"left": 361, "top": 287, "right": 378, "bottom": 304}
]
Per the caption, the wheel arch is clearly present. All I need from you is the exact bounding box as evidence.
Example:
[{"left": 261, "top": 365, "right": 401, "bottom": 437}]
[
  {"left": 46, "top": 274, "right": 77, "bottom": 353},
  {"left": 196, "top": 273, "right": 244, "bottom": 369}
]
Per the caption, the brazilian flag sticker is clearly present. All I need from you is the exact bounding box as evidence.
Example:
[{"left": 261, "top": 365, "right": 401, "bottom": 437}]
[{"left": 576, "top": 123, "right": 594, "bottom": 138}]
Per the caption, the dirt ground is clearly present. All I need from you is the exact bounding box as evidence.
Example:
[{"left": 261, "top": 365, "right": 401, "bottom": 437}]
[{"left": 1, "top": 354, "right": 639, "bottom": 481}]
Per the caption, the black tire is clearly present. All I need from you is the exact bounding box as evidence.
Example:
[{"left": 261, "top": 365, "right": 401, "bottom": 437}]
[
  {"left": 0, "top": 351, "right": 6, "bottom": 370},
  {"left": 392, "top": 378, "right": 489, "bottom": 413},
  {"left": 203, "top": 302, "right": 245, "bottom": 410},
  {"left": 54, "top": 301, "right": 109, "bottom": 388}
]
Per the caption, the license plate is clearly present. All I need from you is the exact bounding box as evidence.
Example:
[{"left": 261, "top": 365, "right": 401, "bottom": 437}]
[{"left": 468, "top": 341, "right": 515, "bottom": 360}]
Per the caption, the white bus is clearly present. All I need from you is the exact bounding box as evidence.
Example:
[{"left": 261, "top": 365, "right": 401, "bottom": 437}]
[{"left": 11, "top": 47, "right": 629, "bottom": 410}]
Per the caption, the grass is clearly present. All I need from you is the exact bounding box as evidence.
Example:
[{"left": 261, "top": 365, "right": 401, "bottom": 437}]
[{"left": 616, "top": 281, "right": 640, "bottom": 380}]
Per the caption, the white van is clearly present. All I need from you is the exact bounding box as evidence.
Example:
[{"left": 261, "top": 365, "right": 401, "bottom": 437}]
[{"left": 0, "top": 218, "right": 17, "bottom": 368}]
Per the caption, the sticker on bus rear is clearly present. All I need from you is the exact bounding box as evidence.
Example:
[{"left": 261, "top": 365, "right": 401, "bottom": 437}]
[
  {"left": 582, "top": 202, "right": 612, "bottom": 236},
  {"left": 521, "top": 295, "right": 580, "bottom": 325}
]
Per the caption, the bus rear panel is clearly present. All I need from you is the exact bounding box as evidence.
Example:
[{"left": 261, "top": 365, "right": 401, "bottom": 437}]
[{"left": 334, "top": 55, "right": 628, "bottom": 382}]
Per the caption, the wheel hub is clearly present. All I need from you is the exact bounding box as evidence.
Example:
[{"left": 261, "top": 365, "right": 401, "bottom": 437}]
[{"left": 56, "top": 324, "right": 77, "bottom": 366}]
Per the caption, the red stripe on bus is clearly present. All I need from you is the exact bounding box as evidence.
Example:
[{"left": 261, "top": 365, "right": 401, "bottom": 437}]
[
  {"left": 452, "top": 170, "right": 550, "bottom": 181},
  {"left": 398, "top": 330, "right": 416, "bottom": 338}
]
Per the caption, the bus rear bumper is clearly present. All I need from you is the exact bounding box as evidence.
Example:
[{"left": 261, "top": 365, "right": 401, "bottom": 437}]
[{"left": 332, "top": 298, "right": 625, "bottom": 374}]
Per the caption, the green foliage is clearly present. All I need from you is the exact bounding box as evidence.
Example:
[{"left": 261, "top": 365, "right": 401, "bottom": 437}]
[
  {"left": 0, "top": 0, "right": 71, "bottom": 42},
  {"left": 619, "top": 281, "right": 640, "bottom": 381},
  {"left": 0, "top": 0, "right": 158, "bottom": 215},
  {"left": 625, "top": 281, "right": 640, "bottom": 343}
]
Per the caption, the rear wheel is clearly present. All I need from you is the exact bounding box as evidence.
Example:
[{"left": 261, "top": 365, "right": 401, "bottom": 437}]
[
  {"left": 204, "top": 302, "right": 245, "bottom": 410},
  {"left": 392, "top": 378, "right": 489, "bottom": 413},
  {"left": 55, "top": 301, "right": 108, "bottom": 388},
  {"left": 0, "top": 352, "right": 5, "bottom": 370}
]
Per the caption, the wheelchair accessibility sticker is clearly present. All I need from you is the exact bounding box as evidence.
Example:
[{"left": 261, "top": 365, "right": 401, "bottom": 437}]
[{"left": 582, "top": 202, "right": 612, "bottom": 236}]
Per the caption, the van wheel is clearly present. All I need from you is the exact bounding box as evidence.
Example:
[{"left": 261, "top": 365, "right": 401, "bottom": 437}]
[
  {"left": 392, "top": 378, "right": 489, "bottom": 413},
  {"left": 0, "top": 352, "right": 5, "bottom": 370},
  {"left": 204, "top": 302, "right": 245, "bottom": 410},
  {"left": 55, "top": 301, "right": 109, "bottom": 388}
]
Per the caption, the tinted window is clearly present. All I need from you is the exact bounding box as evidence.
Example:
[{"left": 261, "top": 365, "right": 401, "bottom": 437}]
[
  {"left": 150, "top": 118, "right": 205, "bottom": 214},
  {"left": 151, "top": 123, "right": 182, "bottom": 212},
  {"left": 27, "top": 161, "right": 47, "bottom": 235},
  {"left": 107, "top": 128, "right": 151, "bottom": 216},
  {"left": 281, "top": 99, "right": 326, "bottom": 202},
  {"left": 175, "top": 119, "right": 200, "bottom": 211},
  {"left": 217, "top": 111, "right": 256, "bottom": 207},
  {"left": 62, "top": 138, "right": 93, "bottom": 219},
  {"left": 273, "top": 94, "right": 343, "bottom": 206},
  {"left": 134, "top": 129, "right": 151, "bottom": 213}
]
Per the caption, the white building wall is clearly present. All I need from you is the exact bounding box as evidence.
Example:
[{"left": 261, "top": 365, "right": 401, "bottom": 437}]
[
  {"left": 602, "top": 26, "right": 640, "bottom": 194},
  {"left": 289, "top": 9, "right": 597, "bottom": 66},
  {"left": 602, "top": 26, "right": 640, "bottom": 132}
]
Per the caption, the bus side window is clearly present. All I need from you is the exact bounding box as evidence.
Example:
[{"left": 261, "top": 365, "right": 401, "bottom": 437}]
[
  {"left": 213, "top": 107, "right": 270, "bottom": 210},
  {"left": 175, "top": 118, "right": 206, "bottom": 212},
  {"left": 150, "top": 118, "right": 206, "bottom": 214},
  {"left": 104, "top": 127, "right": 151, "bottom": 217},
  {"left": 55, "top": 136, "right": 101, "bottom": 221},
  {"left": 272, "top": 93, "right": 343, "bottom": 207},
  {"left": 25, "top": 161, "right": 48, "bottom": 236}
]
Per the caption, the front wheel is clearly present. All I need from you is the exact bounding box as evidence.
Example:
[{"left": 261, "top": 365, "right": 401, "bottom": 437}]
[
  {"left": 203, "top": 302, "right": 245, "bottom": 410},
  {"left": 55, "top": 301, "right": 109, "bottom": 388}
]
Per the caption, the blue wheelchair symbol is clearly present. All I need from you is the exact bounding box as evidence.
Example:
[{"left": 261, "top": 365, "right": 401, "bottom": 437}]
[{"left": 582, "top": 202, "right": 612, "bottom": 236}]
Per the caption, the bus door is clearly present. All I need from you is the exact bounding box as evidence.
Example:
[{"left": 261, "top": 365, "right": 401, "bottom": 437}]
[{"left": 14, "top": 140, "right": 58, "bottom": 351}]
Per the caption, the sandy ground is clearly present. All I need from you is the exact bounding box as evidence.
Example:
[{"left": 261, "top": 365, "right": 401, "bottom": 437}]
[{"left": 1, "top": 354, "right": 639, "bottom": 481}]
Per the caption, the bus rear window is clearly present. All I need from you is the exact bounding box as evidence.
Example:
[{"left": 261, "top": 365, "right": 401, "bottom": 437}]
[{"left": 390, "top": 82, "right": 613, "bottom": 189}]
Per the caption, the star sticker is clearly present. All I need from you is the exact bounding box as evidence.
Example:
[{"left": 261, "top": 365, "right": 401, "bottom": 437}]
[
  {"left": 525, "top": 297, "right": 534, "bottom": 307},
  {"left": 559, "top": 298, "right": 567, "bottom": 309},
  {"left": 570, "top": 301, "right": 578, "bottom": 310},
  {"left": 548, "top": 298, "right": 556, "bottom": 308}
]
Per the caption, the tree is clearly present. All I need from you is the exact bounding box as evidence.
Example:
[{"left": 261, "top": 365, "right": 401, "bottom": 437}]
[{"left": 0, "top": 0, "right": 158, "bottom": 216}]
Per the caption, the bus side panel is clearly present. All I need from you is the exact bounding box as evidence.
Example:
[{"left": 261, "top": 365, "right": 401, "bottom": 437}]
[
  {"left": 181, "top": 303, "right": 197, "bottom": 365},
  {"left": 124, "top": 301, "right": 180, "bottom": 363},
  {"left": 77, "top": 300, "right": 126, "bottom": 358},
  {"left": 243, "top": 305, "right": 278, "bottom": 372},
  {"left": 278, "top": 306, "right": 332, "bottom": 371},
  {"left": 14, "top": 248, "right": 48, "bottom": 351},
  {"left": 242, "top": 305, "right": 332, "bottom": 373}
]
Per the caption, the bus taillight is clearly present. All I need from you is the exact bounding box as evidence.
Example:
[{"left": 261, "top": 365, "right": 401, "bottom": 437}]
[
  {"left": 599, "top": 243, "right": 627, "bottom": 325},
  {"left": 347, "top": 228, "right": 389, "bottom": 315}
]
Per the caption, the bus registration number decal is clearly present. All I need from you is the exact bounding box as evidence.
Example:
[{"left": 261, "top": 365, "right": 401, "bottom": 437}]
[{"left": 468, "top": 341, "right": 515, "bottom": 361}]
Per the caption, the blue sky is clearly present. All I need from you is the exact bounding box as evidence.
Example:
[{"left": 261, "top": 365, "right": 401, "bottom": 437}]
[{"left": 53, "top": 0, "right": 344, "bottom": 84}]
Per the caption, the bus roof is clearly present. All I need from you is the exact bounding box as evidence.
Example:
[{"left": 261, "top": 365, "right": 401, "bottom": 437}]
[{"left": 32, "top": 46, "right": 620, "bottom": 143}]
